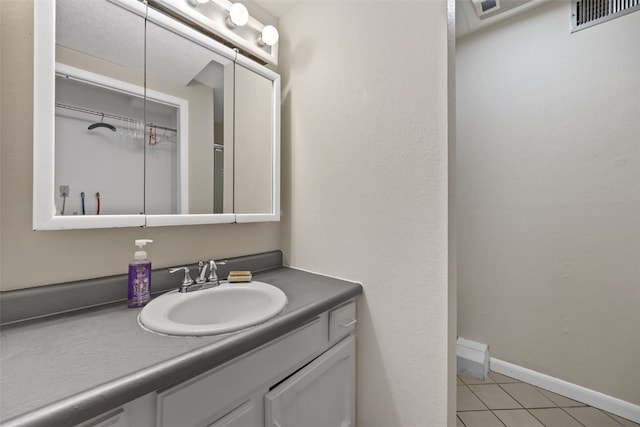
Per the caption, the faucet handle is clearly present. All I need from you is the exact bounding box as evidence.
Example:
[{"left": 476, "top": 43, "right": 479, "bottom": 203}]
[
  {"left": 169, "top": 266, "right": 193, "bottom": 287},
  {"left": 208, "top": 260, "right": 227, "bottom": 283}
]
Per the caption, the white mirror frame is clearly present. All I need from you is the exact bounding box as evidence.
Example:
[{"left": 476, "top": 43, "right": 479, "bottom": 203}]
[{"left": 33, "top": 0, "right": 280, "bottom": 230}]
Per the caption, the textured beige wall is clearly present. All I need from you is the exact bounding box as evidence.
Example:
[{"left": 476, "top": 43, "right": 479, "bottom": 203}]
[
  {"left": 0, "top": 0, "right": 280, "bottom": 291},
  {"left": 279, "top": 2, "right": 451, "bottom": 425},
  {"left": 457, "top": 2, "right": 640, "bottom": 405}
]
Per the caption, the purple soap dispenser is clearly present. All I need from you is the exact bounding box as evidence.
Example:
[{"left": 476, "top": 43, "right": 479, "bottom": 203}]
[{"left": 128, "top": 239, "right": 153, "bottom": 308}]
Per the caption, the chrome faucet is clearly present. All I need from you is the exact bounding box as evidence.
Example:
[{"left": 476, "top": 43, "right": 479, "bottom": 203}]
[{"left": 169, "top": 260, "right": 227, "bottom": 293}]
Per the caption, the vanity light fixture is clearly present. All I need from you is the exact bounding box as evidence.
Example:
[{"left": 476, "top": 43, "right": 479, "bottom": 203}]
[
  {"left": 166, "top": 0, "right": 280, "bottom": 65},
  {"left": 258, "top": 25, "right": 279, "bottom": 47},
  {"left": 228, "top": 2, "right": 249, "bottom": 27}
]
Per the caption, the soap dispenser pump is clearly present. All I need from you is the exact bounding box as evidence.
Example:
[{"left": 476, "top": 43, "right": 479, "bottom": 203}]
[{"left": 128, "top": 239, "right": 153, "bottom": 308}]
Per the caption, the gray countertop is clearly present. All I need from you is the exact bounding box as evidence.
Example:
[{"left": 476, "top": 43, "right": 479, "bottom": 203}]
[{"left": 0, "top": 267, "right": 362, "bottom": 427}]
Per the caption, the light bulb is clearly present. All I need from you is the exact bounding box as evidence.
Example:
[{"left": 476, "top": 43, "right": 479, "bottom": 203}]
[
  {"left": 259, "top": 25, "right": 279, "bottom": 46},
  {"left": 228, "top": 3, "right": 249, "bottom": 27}
]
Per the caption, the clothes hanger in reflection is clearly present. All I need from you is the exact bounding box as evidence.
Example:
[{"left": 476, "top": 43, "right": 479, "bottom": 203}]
[{"left": 88, "top": 113, "right": 116, "bottom": 132}]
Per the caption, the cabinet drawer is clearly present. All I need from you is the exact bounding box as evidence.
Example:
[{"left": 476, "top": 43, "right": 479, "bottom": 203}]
[
  {"left": 157, "top": 318, "right": 324, "bottom": 427},
  {"left": 329, "top": 301, "right": 356, "bottom": 342}
]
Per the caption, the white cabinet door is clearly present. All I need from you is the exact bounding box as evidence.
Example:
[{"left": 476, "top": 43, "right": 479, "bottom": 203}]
[
  {"left": 265, "top": 335, "right": 355, "bottom": 427},
  {"left": 157, "top": 318, "right": 325, "bottom": 427}
]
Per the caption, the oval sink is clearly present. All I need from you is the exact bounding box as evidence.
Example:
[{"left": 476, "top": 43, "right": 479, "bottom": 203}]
[{"left": 138, "top": 281, "right": 287, "bottom": 336}]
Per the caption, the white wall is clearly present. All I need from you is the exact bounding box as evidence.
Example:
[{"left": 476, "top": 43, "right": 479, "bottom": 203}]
[
  {"left": 457, "top": 2, "right": 640, "bottom": 405},
  {"left": 279, "top": 2, "right": 451, "bottom": 425}
]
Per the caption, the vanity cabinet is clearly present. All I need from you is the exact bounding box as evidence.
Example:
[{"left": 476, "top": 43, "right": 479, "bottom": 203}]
[
  {"left": 156, "top": 315, "right": 327, "bottom": 427},
  {"left": 73, "top": 301, "right": 356, "bottom": 427}
]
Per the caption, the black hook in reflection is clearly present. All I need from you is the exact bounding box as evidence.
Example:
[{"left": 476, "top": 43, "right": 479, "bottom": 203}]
[{"left": 88, "top": 113, "right": 116, "bottom": 132}]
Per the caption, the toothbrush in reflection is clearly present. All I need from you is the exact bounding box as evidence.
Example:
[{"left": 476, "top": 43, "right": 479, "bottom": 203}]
[
  {"left": 81, "top": 192, "right": 85, "bottom": 215},
  {"left": 96, "top": 192, "right": 101, "bottom": 215}
]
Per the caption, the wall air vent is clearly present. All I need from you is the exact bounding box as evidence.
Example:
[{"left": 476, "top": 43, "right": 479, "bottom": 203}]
[{"left": 572, "top": 0, "right": 640, "bottom": 32}]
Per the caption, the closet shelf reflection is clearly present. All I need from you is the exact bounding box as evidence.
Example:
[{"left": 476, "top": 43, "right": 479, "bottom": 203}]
[{"left": 55, "top": 102, "right": 177, "bottom": 133}]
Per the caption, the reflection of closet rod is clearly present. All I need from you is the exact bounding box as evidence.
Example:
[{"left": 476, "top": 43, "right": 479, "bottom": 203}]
[{"left": 55, "top": 103, "right": 177, "bottom": 132}]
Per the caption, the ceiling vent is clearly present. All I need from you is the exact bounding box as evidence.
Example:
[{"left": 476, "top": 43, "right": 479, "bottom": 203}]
[
  {"left": 473, "top": 0, "right": 536, "bottom": 20},
  {"left": 472, "top": 0, "right": 501, "bottom": 16},
  {"left": 456, "top": 0, "right": 550, "bottom": 38},
  {"left": 572, "top": 0, "right": 640, "bottom": 32}
]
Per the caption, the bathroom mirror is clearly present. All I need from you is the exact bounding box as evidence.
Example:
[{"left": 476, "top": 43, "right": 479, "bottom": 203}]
[
  {"left": 143, "top": 15, "right": 235, "bottom": 221},
  {"left": 33, "top": 0, "right": 280, "bottom": 230}
]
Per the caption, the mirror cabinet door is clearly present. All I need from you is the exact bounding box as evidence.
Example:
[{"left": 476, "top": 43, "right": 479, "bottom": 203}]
[
  {"left": 144, "top": 20, "right": 236, "bottom": 216},
  {"left": 234, "top": 63, "right": 274, "bottom": 215},
  {"left": 234, "top": 60, "right": 281, "bottom": 222},
  {"left": 55, "top": 0, "right": 146, "bottom": 217}
]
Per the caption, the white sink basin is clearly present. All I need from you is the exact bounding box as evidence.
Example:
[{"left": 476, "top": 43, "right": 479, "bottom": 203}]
[{"left": 138, "top": 281, "right": 287, "bottom": 336}]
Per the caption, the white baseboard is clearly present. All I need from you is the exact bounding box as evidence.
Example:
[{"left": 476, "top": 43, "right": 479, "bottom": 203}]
[{"left": 490, "top": 358, "right": 640, "bottom": 424}]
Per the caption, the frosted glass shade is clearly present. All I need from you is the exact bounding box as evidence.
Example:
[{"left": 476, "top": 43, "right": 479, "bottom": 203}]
[
  {"left": 229, "top": 3, "right": 249, "bottom": 27},
  {"left": 259, "top": 25, "right": 279, "bottom": 46}
]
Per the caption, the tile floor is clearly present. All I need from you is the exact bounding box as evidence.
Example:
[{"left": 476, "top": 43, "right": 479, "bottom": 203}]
[{"left": 457, "top": 371, "right": 640, "bottom": 427}]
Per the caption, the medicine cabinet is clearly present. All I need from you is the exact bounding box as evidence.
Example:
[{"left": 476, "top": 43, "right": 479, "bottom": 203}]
[{"left": 33, "top": 0, "right": 280, "bottom": 230}]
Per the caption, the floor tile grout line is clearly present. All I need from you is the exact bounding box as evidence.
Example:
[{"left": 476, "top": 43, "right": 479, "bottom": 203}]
[
  {"left": 496, "top": 382, "right": 559, "bottom": 411},
  {"left": 468, "top": 382, "right": 524, "bottom": 410},
  {"left": 574, "top": 407, "right": 627, "bottom": 427},
  {"left": 461, "top": 383, "right": 490, "bottom": 411},
  {"left": 562, "top": 406, "right": 629, "bottom": 426},
  {"left": 559, "top": 407, "right": 589, "bottom": 427},
  {"left": 533, "top": 385, "right": 589, "bottom": 409},
  {"left": 457, "top": 409, "right": 507, "bottom": 427},
  {"left": 489, "top": 409, "right": 511, "bottom": 427},
  {"left": 525, "top": 407, "right": 587, "bottom": 427},
  {"left": 524, "top": 408, "right": 548, "bottom": 427},
  {"left": 456, "top": 384, "right": 489, "bottom": 413},
  {"left": 603, "top": 411, "right": 630, "bottom": 426},
  {"left": 497, "top": 382, "right": 533, "bottom": 410},
  {"left": 459, "top": 374, "right": 496, "bottom": 386}
]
